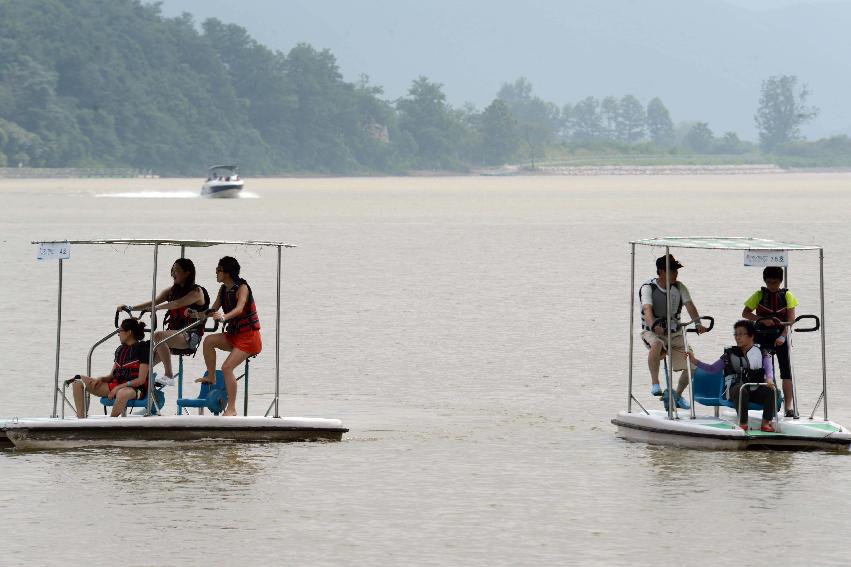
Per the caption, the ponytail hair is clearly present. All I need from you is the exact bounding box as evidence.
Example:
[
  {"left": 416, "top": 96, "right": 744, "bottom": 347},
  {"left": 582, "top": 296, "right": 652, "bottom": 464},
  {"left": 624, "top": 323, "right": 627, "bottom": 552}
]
[{"left": 120, "top": 318, "right": 147, "bottom": 340}]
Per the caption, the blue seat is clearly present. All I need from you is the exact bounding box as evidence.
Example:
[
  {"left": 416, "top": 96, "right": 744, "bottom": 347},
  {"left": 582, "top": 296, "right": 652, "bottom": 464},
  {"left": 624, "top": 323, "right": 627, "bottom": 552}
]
[
  {"left": 176, "top": 370, "right": 228, "bottom": 415},
  {"left": 692, "top": 367, "right": 781, "bottom": 410},
  {"left": 100, "top": 388, "right": 165, "bottom": 415}
]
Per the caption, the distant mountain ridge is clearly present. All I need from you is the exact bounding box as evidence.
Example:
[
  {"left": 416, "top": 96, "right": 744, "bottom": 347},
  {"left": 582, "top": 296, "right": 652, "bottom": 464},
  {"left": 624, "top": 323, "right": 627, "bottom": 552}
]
[{"left": 158, "top": 0, "right": 851, "bottom": 140}]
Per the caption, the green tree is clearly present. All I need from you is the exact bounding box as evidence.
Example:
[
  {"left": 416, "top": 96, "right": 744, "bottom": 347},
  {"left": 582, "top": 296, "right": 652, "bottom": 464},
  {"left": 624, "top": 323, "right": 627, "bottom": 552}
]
[
  {"left": 600, "top": 96, "right": 619, "bottom": 141},
  {"left": 617, "top": 95, "right": 645, "bottom": 143},
  {"left": 396, "top": 76, "right": 459, "bottom": 169},
  {"left": 286, "top": 43, "right": 358, "bottom": 172},
  {"left": 716, "top": 131, "right": 744, "bottom": 154},
  {"left": 477, "top": 99, "right": 519, "bottom": 165},
  {"left": 646, "top": 97, "right": 674, "bottom": 148},
  {"left": 571, "top": 97, "right": 603, "bottom": 141},
  {"left": 685, "top": 122, "right": 714, "bottom": 153},
  {"left": 497, "top": 78, "right": 560, "bottom": 154},
  {"left": 755, "top": 75, "right": 818, "bottom": 152}
]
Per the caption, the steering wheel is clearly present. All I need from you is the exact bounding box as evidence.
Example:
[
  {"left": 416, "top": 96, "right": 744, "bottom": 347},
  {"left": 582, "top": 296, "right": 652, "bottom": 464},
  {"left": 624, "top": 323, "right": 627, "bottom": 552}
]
[
  {"left": 114, "top": 306, "right": 133, "bottom": 328},
  {"left": 687, "top": 315, "right": 714, "bottom": 333},
  {"left": 794, "top": 314, "right": 820, "bottom": 333},
  {"left": 651, "top": 316, "right": 714, "bottom": 333}
]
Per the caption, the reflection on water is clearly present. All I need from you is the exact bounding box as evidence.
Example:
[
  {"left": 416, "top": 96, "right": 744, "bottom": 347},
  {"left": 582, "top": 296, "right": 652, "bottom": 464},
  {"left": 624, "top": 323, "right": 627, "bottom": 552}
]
[{"left": 3, "top": 174, "right": 851, "bottom": 565}]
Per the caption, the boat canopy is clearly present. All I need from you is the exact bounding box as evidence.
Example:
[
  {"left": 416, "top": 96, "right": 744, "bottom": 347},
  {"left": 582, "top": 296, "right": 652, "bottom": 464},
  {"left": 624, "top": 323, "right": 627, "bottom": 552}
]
[
  {"left": 33, "top": 239, "right": 295, "bottom": 248},
  {"left": 631, "top": 236, "right": 820, "bottom": 251},
  {"left": 209, "top": 164, "right": 238, "bottom": 171},
  {"left": 627, "top": 235, "right": 828, "bottom": 423},
  {"left": 35, "top": 237, "right": 294, "bottom": 419}
]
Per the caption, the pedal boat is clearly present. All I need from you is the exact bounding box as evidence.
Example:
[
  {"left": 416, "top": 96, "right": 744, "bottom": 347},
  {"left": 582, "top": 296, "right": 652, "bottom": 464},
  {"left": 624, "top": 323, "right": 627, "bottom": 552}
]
[
  {"left": 1, "top": 239, "right": 348, "bottom": 450},
  {"left": 613, "top": 236, "right": 851, "bottom": 451}
]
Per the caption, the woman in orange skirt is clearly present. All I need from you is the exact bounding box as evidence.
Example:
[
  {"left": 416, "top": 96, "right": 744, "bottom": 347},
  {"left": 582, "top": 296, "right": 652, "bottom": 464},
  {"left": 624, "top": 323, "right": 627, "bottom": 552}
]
[{"left": 199, "top": 256, "right": 262, "bottom": 416}]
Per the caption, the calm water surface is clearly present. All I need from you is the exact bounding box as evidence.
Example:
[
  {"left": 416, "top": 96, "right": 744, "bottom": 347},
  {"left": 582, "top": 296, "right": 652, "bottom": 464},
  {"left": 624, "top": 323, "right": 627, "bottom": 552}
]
[{"left": 2, "top": 174, "right": 851, "bottom": 566}]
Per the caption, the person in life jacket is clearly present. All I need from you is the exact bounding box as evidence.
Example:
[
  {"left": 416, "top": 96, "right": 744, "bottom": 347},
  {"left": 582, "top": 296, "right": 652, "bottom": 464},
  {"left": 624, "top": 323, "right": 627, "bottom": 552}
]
[
  {"left": 689, "top": 320, "right": 777, "bottom": 432},
  {"left": 638, "top": 254, "right": 707, "bottom": 408},
  {"left": 198, "top": 256, "right": 262, "bottom": 416},
  {"left": 741, "top": 266, "right": 798, "bottom": 417},
  {"left": 70, "top": 318, "right": 151, "bottom": 418},
  {"left": 117, "top": 258, "right": 208, "bottom": 385}
]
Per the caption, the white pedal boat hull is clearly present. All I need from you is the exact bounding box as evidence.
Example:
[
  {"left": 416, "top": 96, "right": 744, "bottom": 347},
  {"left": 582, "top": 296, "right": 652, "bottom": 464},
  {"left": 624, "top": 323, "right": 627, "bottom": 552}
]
[
  {"left": 612, "top": 409, "right": 851, "bottom": 451},
  {"left": 1, "top": 415, "right": 347, "bottom": 450}
]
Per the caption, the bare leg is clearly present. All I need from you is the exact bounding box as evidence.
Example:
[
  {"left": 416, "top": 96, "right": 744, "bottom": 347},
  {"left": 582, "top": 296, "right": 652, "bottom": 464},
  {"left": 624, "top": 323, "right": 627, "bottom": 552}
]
[
  {"left": 647, "top": 342, "right": 663, "bottom": 385},
  {"left": 73, "top": 378, "right": 110, "bottom": 418},
  {"left": 782, "top": 379, "right": 794, "bottom": 413},
  {"left": 111, "top": 387, "right": 137, "bottom": 417},
  {"left": 198, "top": 334, "right": 232, "bottom": 384},
  {"left": 221, "top": 348, "right": 251, "bottom": 416}
]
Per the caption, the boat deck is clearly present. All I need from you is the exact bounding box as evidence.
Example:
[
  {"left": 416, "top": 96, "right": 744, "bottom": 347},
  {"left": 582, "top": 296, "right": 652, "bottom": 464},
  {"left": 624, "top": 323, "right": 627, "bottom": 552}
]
[
  {"left": 613, "top": 409, "right": 851, "bottom": 451},
  {"left": 0, "top": 415, "right": 347, "bottom": 450}
]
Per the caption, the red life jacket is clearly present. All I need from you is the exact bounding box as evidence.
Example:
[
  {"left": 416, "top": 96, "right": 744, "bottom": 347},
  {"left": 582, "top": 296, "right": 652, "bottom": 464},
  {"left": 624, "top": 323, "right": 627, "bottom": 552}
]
[
  {"left": 755, "top": 287, "right": 789, "bottom": 322},
  {"left": 220, "top": 279, "right": 260, "bottom": 333},
  {"left": 164, "top": 285, "right": 210, "bottom": 336},
  {"left": 112, "top": 342, "right": 148, "bottom": 383}
]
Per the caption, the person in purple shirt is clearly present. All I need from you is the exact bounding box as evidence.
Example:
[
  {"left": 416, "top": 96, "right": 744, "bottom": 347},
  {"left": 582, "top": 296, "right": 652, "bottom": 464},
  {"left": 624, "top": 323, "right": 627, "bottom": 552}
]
[{"left": 688, "top": 319, "right": 777, "bottom": 432}]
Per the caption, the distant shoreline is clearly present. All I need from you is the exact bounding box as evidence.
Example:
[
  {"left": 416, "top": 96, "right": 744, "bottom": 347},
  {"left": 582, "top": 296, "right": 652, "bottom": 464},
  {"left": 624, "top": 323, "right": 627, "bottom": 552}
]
[{"left": 2, "top": 164, "right": 851, "bottom": 180}]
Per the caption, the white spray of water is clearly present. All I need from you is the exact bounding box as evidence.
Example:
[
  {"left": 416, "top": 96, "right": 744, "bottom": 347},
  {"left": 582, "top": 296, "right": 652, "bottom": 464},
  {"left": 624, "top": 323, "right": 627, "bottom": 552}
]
[{"left": 96, "top": 191, "right": 259, "bottom": 199}]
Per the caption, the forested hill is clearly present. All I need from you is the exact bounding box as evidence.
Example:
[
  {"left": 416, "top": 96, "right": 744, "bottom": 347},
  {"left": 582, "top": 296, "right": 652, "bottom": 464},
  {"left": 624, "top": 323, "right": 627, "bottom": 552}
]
[
  {"left": 3, "top": 0, "right": 845, "bottom": 174},
  {"left": 0, "top": 0, "right": 406, "bottom": 174}
]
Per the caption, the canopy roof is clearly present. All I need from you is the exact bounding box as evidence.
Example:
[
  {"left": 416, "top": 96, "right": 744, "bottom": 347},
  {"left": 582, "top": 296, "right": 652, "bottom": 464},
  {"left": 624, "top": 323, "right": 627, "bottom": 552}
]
[
  {"left": 33, "top": 239, "right": 295, "bottom": 248},
  {"left": 631, "top": 237, "right": 820, "bottom": 251},
  {"left": 209, "top": 164, "right": 238, "bottom": 171}
]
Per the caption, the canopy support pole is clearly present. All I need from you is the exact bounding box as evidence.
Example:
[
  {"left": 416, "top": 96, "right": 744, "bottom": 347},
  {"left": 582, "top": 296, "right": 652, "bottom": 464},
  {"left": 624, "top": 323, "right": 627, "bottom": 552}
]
[
  {"left": 627, "top": 243, "right": 636, "bottom": 413},
  {"left": 146, "top": 244, "right": 159, "bottom": 416},
  {"left": 665, "top": 247, "right": 674, "bottom": 420},
  {"left": 274, "top": 245, "right": 282, "bottom": 418},
  {"left": 819, "top": 248, "right": 827, "bottom": 421},
  {"left": 51, "top": 259, "right": 63, "bottom": 418}
]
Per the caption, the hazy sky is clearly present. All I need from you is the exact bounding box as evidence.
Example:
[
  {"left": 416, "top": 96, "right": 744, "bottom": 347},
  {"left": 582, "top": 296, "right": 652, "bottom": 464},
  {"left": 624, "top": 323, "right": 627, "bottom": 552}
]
[{"left": 157, "top": 0, "right": 851, "bottom": 140}]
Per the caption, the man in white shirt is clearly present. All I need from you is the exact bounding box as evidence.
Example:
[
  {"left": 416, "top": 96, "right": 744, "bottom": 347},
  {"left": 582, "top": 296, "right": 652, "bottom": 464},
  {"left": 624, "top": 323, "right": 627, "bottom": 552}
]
[{"left": 639, "top": 254, "right": 706, "bottom": 408}]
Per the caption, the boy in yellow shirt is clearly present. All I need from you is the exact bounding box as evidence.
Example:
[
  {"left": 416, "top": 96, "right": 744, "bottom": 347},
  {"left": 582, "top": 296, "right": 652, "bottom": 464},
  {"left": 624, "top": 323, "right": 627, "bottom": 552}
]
[{"left": 741, "top": 266, "right": 798, "bottom": 417}]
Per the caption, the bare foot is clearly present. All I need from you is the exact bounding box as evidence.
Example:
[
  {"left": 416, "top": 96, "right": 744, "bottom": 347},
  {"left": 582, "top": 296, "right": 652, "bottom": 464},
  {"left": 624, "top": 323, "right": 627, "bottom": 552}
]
[
  {"left": 195, "top": 377, "right": 215, "bottom": 384},
  {"left": 223, "top": 409, "right": 237, "bottom": 417}
]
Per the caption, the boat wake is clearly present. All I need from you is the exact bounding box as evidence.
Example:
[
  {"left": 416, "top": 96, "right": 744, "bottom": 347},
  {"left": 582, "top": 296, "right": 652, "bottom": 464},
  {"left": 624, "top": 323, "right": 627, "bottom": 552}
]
[
  {"left": 96, "top": 191, "right": 259, "bottom": 199},
  {"left": 96, "top": 191, "right": 200, "bottom": 199}
]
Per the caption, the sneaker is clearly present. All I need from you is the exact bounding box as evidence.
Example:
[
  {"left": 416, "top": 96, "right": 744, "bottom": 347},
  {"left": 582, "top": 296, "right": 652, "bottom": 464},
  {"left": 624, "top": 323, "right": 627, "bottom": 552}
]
[
  {"left": 154, "top": 372, "right": 175, "bottom": 387},
  {"left": 650, "top": 384, "right": 662, "bottom": 396},
  {"left": 761, "top": 423, "right": 776, "bottom": 433},
  {"left": 660, "top": 391, "right": 691, "bottom": 411}
]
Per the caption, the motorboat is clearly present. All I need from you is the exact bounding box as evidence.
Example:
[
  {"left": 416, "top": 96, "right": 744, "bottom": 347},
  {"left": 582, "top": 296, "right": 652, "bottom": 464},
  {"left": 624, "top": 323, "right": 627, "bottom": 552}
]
[
  {"left": 612, "top": 236, "right": 851, "bottom": 451},
  {"left": 1, "top": 239, "right": 347, "bottom": 450},
  {"left": 201, "top": 165, "right": 244, "bottom": 198}
]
